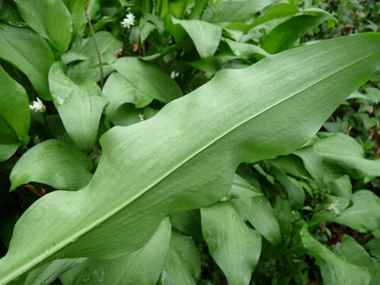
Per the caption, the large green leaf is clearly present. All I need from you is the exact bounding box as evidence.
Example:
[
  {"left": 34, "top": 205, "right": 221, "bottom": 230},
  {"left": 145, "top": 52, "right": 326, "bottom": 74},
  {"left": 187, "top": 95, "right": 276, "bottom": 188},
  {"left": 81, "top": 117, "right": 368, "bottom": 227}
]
[
  {"left": 9, "top": 139, "right": 93, "bottom": 192},
  {"left": 261, "top": 15, "right": 329, "bottom": 54},
  {"left": 101, "top": 72, "right": 153, "bottom": 128},
  {"left": 14, "top": 0, "right": 72, "bottom": 53},
  {"left": 113, "top": 57, "right": 182, "bottom": 103},
  {"left": 0, "top": 65, "right": 29, "bottom": 159},
  {"left": 67, "top": 53, "right": 117, "bottom": 84},
  {"left": 159, "top": 228, "right": 201, "bottom": 285},
  {"left": 60, "top": 217, "right": 171, "bottom": 285},
  {"left": 79, "top": 31, "right": 123, "bottom": 57},
  {"left": 1, "top": 33, "right": 380, "bottom": 284},
  {"left": 171, "top": 17, "right": 222, "bottom": 62},
  {"left": 226, "top": 3, "right": 300, "bottom": 33},
  {"left": 300, "top": 225, "right": 371, "bottom": 284},
  {"left": 333, "top": 235, "right": 378, "bottom": 285},
  {"left": 314, "top": 133, "right": 380, "bottom": 180},
  {"left": 0, "top": 23, "right": 55, "bottom": 100},
  {"left": 201, "top": 201, "right": 261, "bottom": 285},
  {"left": 49, "top": 62, "right": 108, "bottom": 152},
  {"left": 210, "top": 0, "right": 275, "bottom": 23},
  {"left": 310, "top": 190, "right": 380, "bottom": 233}
]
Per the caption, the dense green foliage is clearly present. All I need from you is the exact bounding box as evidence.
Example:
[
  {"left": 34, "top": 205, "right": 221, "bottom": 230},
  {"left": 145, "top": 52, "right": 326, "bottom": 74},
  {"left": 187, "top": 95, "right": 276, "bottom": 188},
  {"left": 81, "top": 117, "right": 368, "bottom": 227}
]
[{"left": 0, "top": 0, "right": 380, "bottom": 284}]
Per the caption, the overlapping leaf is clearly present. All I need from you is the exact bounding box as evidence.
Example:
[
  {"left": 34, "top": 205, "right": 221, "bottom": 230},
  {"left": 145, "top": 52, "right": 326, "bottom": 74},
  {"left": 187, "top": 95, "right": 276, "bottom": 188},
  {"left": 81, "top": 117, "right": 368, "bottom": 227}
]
[{"left": 1, "top": 33, "right": 380, "bottom": 284}]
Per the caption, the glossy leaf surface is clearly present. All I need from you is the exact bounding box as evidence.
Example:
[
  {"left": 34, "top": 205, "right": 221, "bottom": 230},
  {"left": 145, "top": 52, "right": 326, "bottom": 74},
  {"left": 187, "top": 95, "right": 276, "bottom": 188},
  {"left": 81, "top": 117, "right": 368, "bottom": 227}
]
[
  {"left": 300, "top": 225, "right": 371, "bottom": 284},
  {"left": 0, "top": 23, "right": 55, "bottom": 100},
  {"left": 49, "top": 62, "right": 108, "bottom": 152},
  {"left": 159, "top": 228, "right": 201, "bottom": 285},
  {"left": 14, "top": 0, "right": 72, "bottom": 53},
  {"left": 10, "top": 139, "right": 93, "bottom": 192},
  {"left": 0, "top": 65, "right": 29, "bottom": 155},
  {"left": 201, "top": 201, "right": 261, "bottom": 285}
]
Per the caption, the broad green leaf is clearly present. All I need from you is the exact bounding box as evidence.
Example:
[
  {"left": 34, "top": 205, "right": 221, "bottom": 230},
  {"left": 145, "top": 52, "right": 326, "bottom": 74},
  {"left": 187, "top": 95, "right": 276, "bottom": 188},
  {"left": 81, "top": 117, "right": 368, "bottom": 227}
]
[
  {"left": 171, "top": 17, "right": 222, "bottom": 62},
  {"left": 101, "top": 72, "right": 153, "bottom": 128},
  {"left": 67, "top": 0, "right": 99, "bottom": 51},
  {"left": 0, "top": 65, "right": 29, "bottom": 157},
  {"left": 67, "top": 53, "right": 117, "bottom": 84},
  {"left": 300, "top": 225, "right": 371, "bottom": 285},
  {"left": 310, "top": 191, "right": 380, "bottom": 233},
  {"left": 169, "top": 210, "right": 203, "bottom": 241},
  {"left": 14, "top": 0, "right": 72, "bottom": 53},
  {"left": 79, "top": 31, "right": 123, "bottom": 57},
  {"left": 60, "top": 217, "right": 172, "bottom": 285},
  {"left": 188, "top": 0, "right": 207, "bottom": 20},
  {"left": 0, "top": 23, "right": 55, "bottom": 100},
  {"left": 61, "top": 52, "right": 90, "bottom": 65},
  {"left": 0, "top": 0, "right": 27, "bottom": 27},
  {"left": 25, "top": 259, "right": 86, "bottom": 285},
  {"left": 365, "top": 238, "right": 380, "bottom": 260},
  {"left": 9, "top": 139, "right": 93, "bottom": 192},
  {"left": 270, "top": 164, "right": 305, "bottom": 209},
  {"left": 201, "top": 201, "right": 261, "bottom": 285},
  {"left": 294, "top": 145, "right": 324, "bottom": 187},
  {"left": 314, "top": 133, "right": 380, "bottom": 179},
  {"left": 222, "top": 38, "right": 270, "bottom": 60},
  {"left": 169, "top": 0, "right": 193, "bottom": 19},
  {"left": 364, "top": 87, "right": 380, "bottom": 104},
  {"left": 210, "top": 0, "right": 275, "bottom": 24},
  {"left": 231, "top": 194, "right": 281, "bottom": 246},
  {"left": 164, "top": 13, "right": 187, "bottom": 42},
  {"left": 324, "top": 175, "right": 352, "bottom": 199},
  {"left": 49, "top": 62, "right": 108, "bottom": 152},
  {"left": 261, "top": 15, "right": 329, "bottom": 54},
  {"left": 2, "top": 34, "right": 380, "bottom": 284},
  {"left": 222, "top": 174, "right": 263, "bottom": 200},
  {"left": 226, "top": 3, "right": 300, "bottom": 33},
  {"left": 159, "top": 228, "right": 201, "bottom": 285},
  {"left": 113, "top": 57, "right": 182, "bottom": 103},
  {"left": 333, "top": 235, "right": 377, "bottom": 285}
]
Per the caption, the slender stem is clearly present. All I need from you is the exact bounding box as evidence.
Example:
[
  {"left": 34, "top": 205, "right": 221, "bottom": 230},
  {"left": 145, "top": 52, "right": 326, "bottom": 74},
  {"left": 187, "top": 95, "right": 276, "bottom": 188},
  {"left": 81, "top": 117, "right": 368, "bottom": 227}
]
[
  {"left": 84, "top": 6, "right": 104, "bottom": 89},
  {"left": 43, "top": 113, "right": 51, "bottom": 138}
]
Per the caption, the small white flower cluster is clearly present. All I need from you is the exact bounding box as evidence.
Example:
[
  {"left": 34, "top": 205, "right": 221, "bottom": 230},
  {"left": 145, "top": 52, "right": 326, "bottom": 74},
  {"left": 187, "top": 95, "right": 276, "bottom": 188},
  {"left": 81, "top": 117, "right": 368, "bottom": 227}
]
[
  {"left": 326, "top": 200, "right": 340, "bottom": 215},
  {"left": 29, "top": 97, "right": 46, "bottom": 113},
  {"left": 121, "top": 12, "right": 135, "bottom": 28},
  {"left": 171, "top": 71, "right": 179, "bottom": 79}
]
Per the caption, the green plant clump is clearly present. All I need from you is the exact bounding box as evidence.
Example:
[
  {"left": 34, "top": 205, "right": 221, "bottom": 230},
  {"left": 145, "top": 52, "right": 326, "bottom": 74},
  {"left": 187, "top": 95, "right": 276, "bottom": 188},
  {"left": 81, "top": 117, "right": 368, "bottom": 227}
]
[{"left": 0, "top": 0, "right": 379, "bottom": 284}]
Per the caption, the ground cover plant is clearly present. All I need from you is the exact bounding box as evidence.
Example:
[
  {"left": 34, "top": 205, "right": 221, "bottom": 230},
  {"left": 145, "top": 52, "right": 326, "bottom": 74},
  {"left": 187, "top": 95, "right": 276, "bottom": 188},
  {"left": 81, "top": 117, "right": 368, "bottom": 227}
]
[{"left": 0, "top": 0, "right": 380, "bottom": 284}]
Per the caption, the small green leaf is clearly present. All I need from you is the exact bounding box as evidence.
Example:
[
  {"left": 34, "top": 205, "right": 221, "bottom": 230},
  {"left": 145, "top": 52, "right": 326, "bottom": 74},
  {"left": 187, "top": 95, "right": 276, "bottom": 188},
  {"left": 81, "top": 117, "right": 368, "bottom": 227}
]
[
  {"left": 10, "top": 139, "right": 93, "bottom": 192},
  {"left": 0, "top": 65, "right": 30, "bottom": 159},
  {"left": 113, "top": 57, "right": 182, "bottom": 103},
  {"left": 222, "top": 38, "right": 270, "bottom": 60},
  {"left": 315, "top": 133, "right": 380, "bottom": 179},
  {"left": 310, "top": 191, "right": 380, "bottom": 233},
  {"left": 102, "top": 72, "right": 153, "bottom": 128},
  {"left": 14, "top": 0, "right": 72, "bottom": 53},
  {"left": 201, "top": 201, "right": 262, "bottom": 285},
  {"left": 300, "top": 225, "right": 371, "bottom": 285},
  {"left": 294, "top": 145, "right": 324, "bottom": 187},
  {"left": 159, "top": 228, "right": 201, "bottom": 285},
  {"left": 171, "top": 17, "right": 222, "bottom": 62},
  {"left": 79, "top": 31, "right": 123, "bottom": 57},
  {"left": 0, "top": 23, "right": 55, "bottom": 100},
  {"left": 325, "top": 175, "right": 352, "bottom": 199},
  {"left": 49, "top": 62, "right": 108, "bottom": 152},
  {"left": 169, "top": 210, "right": 203, "bottom": 241},
  {"left": 67, "top": 53, "right": 117, "bottom": 84},
  {"left": 261, "top": 15, "right": 329, "bottom": 54}
]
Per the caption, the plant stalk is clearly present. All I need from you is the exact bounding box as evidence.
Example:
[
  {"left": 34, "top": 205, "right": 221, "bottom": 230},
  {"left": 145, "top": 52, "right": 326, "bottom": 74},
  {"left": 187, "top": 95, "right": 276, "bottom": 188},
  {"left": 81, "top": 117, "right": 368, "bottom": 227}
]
[{"left": 84, "top": 2, "right": 104, "bottom": 89}]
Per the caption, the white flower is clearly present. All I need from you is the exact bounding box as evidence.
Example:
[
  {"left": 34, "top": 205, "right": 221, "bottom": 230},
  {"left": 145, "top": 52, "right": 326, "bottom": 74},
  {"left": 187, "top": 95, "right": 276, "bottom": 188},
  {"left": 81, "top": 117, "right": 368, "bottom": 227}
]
[
  {"left": 171, "top": 71, "right": 180, "bottom": 79},
  {"left": 29, "top": 97, "right": 46, "bottom": 113},
  {"left": 121, "top": 12, "right": 135, "bottom": 28},
  {"left": 325, "top": 200, "right": 340, "bottom": 215}
]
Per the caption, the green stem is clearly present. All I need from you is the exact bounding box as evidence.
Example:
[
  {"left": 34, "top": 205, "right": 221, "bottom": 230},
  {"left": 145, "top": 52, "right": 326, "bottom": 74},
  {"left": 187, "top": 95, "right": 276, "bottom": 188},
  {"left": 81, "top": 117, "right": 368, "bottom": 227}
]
[
  {"left": 43, "top": 113, "right": 51, "bottom": 138},
  {"left": 85, "top": 7, "right": 104, "bottom": 89}
]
